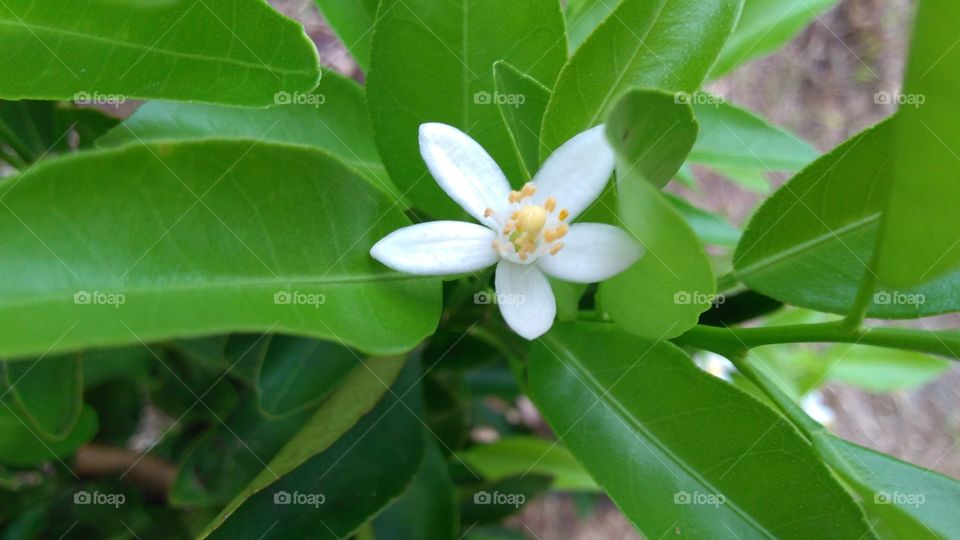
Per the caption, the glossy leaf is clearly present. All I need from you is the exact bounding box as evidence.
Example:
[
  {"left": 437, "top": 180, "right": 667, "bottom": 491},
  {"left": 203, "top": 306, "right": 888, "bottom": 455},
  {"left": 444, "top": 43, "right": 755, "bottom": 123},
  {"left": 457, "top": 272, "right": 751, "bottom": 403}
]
[
  {"left": 204, "top": 356, "right": 406, "bottom": 528},
  {"left": 876, "top": 1, "right": 960, "bottom": 287},
  {"left": 97, "top": 71, "right": 397, "bottom": 198},
  {"left": 822, "top": 345, "right": 950, "bottom": 393},
  {"left": 459, "top": 436, "right": 598, "bottom": 491},
  {"left": 689, "top": 101, "right": 818, "bottom": 172},
  {"left": 0, "top": 404, "right": 97, "bottom": 467},
  {"left": 256, "top": 336, "right": 358, "bottom": 417},
  {"left": 530, "top": 322, "right": 873, "bottom": 539},
  {"left": 734, "top": 120, "right": 960, "bottom": 318},
  {"left": 0, "top": 0, "right": 320, "bottom": 106},
  {"left": 367, "top": 0, "right": 567, "bottom": 217},
  {"left": 492, "top": 61, "right": 550, "bottom": 180},
  {"left": 599, "top": 93, "right": 714, "bottom": 339},
  {"left": 540, "top": 0, "right": 742, "bottom": 156},
  {"left": 564, "top": 0, "right": 621, "bottom": 53},
  {"left": 314, "top": 0, "right": 380, "bottom": 71},
  {"left": 0, "top": 141, "right": 440, "bottom": 359},
  {"left": 1, "top": 353, "right": 82, "bottom": 440},
  {"left": 202, "top": 357, "right": 424, "bottom": 539},
  {"left": 710, "top": 0, "right": 840, "bottom": 78},
  {"left": 374, "top": 443, "right": 459, "bottom": 540},
  {"left": 665, "top": 193, "right": 741, "bottom": 247}
]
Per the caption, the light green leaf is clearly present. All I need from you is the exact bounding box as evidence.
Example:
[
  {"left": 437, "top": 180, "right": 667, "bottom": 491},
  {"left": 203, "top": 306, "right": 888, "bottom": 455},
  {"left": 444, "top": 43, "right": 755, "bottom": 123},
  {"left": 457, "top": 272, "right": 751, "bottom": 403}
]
[
  {"left": 564, "top": 0, "right": 621, "bottom": 53},
  {"left": 367, "top": 0, "right": 566, "bottom": 218},
  {"left": 1, "top": 353, "right": 82, "bottom": 440},
  {"left": 599, "top": 91, "right": 713, "bottom": 339},
  {"left": 202, "top": 357, "right": 424, "bottom": 539},
  {"left": 540, "top": 0, "right": 742, "bottom": 157},
  {"left": 876, "top": 1, "right": 960, "bottom": 287},
  {"left": 256, "top": 336, "right": 358, "bottom": 417},
  {"left": 710, "top": 0, "right": 840, "bottom": 78},
  {"left": 314, "top": 0, "right": 379, "bottom": 71},
  {"left": 734, "top": 120, "right": 960, "bottom": 318},
  {"left": 822, "top": 344, "right": 950, "bottom": 393},
  {"left": 0, "top": 0, "right": 320, "bottom": 106},
  {"left": 492, "top": 61, "right": 550, "bottom": 181},
  {"left": 689, "top": 102, "right": 818, "bottom": 172},
  {"left": 530, "top": 322, "right": 873, "bottom": 539},
  {"left": 97, "top": 71, "right": 398, "bottom": 199},
  {"left": 0, "top": 404, "right": 97, "bottom": 467},
  {"left": 459, "top": 436, "right": 598, "bottom": 491},
  {"left": 0, "top": 141, "right": 440, "bottom": 359},
  {"left": 665, "top": 194, "right": 741, "bottom": 247}
]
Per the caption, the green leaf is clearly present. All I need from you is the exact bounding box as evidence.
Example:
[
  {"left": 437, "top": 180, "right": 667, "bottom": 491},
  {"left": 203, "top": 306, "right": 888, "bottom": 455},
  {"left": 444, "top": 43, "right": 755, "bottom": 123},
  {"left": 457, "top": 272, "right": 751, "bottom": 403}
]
[
  {"left": 876, "top": 1, "right": 960, "bottom": 287},
  {"left": 202, "top": 357, "right": 425, "bottom": 539},
  {"left": 816, "top": 436, "right": 960, "bottom": 539},
  {"left": 313, "top": 0, "right": 379, "bottom": 72},
  {"left": 564, "top": 0, "right": 621, "bottom": 53},
  {"left": 256, "top": 336, "right": 358, "bottom": 417},
  {"left": 202, "top": 356, "right": 405, "bottom": 529},
  {"left": 374, "top": 443, "right": 459, "bottom": 540},
  {"left": 822, "top": 344, "right": 950, "bottom": 393},
  {"left": 529, "top": 322, "right": 873, "bottom": 539},
  {"left": 367, "top": 0, "right": 567, "bottom": 217},
  {"left": 605, "top": 89, "right": 698, "bottom": 187},
  {"left": 492, "top": 61, "right": 551, "bottom": 181},
  {"left": 459, "top": 436, "right": 598, "bottom": 491},
  {"left": 599, "top": 92, "right": 713, "bottom": 339},
  {"left": 709, "top": 0, "right": 840, "bottom": 78},
  {"left": 734, "top": 120, "right": 960, "bottom": 318},
  {"left": 0, "top": 141, "right": 440, "bottom": 359},
  {"left": 0, "top": 404, "right": 97, "bottom": 467},
  {"left": 540, "top": 0, "right": 742, "bottom": 156},
  {"left": 689, "top": 101, "right": 818, "bottom": 172},
  {"left": 665, "top": 193, "right": 741, "bottom": 247},
  {"left": 97, "top": 71, "right": 398, "bottom": 199},
  {"left": 0, "top": 101, "right": 68, "bottom": 163},
  {"left": 459, "top": 474, "right": 551, "bottom": 526},
  {"left": 0, "top": 0, "right": 320, "bottom": 106},
  {"left": 1, "top": 353, "right": 82, "bottom": 440}
]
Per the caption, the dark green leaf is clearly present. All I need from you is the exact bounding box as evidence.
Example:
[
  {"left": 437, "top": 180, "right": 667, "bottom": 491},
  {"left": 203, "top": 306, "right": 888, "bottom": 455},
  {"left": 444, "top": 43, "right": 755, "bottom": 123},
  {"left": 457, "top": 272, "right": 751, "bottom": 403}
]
[
  {"left": 459, "top": 474, "right": 551, "bottom": 527},
  {"left": 367, "top": 0, "right": 567, "bottom": 217},
  {"left": 256, "top": 336, "right": 358, "bottom": 417},
  {"left": 459, "top": 436, "right": 598, "bottom": 491},
  {"left": 492, "top": 61, "right": 551, "bottom": 180},
  {"left": 2, "top": 353, "right": 82, "bottom": 440},
  {"left": 0, "top": 141, "right": 440, "bottom": 358},
  {"left": 0, "top": 404, "right": 97, "bottom": 467},
  {"left": 374, "top": 443, "right": 459, "bottom": 540},
  {"left": 530, "top": 322, "right": 873, "bottom": 539},
  {"left": 0, "top": 0, "right": 320, "bottom": 106}
]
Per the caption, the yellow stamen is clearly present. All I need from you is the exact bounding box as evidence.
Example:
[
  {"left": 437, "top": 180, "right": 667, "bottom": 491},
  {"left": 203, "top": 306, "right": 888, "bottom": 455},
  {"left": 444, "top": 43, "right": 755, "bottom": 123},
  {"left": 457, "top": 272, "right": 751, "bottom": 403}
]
[
  {"left": 558, "top": 208, "right": 569, "bottom": 221},
  {"left": 521, "top": 182, "right": 537, "bottom": 198},
  {"left": 544, "top": 197, "right": 557, "bottom": 212},
  {"left": 550, "top": 242, "right": 564, "bottom": 256},
  {"left": 544, "top": 230, "right": 557, "bottom": 243},
  {"left": 484, "top": 207, "right": 494, "bottom": 218},
  {"left": 555, "top": 223, "right": 569, "bottom": 239},
  {"left": 509, "top": 191, "right": 522, "bottom": 204}
]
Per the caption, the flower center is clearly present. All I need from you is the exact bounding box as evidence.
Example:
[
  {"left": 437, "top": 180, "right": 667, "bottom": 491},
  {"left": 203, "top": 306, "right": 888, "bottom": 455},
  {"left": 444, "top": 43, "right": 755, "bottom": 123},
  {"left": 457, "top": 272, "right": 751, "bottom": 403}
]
[{"left": 486, "top": 182, "right": 569, "bottom": 264}]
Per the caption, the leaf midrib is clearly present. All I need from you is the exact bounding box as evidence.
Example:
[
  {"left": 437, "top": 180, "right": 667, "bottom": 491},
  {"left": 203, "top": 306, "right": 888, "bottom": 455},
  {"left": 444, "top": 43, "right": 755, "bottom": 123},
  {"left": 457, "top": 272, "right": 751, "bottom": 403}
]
[
  {"left": 0, "top": 19, "right": 313, "bottom": 77},
  {"left": 550, "top": 336, "right": 775, "bottom": 538}
]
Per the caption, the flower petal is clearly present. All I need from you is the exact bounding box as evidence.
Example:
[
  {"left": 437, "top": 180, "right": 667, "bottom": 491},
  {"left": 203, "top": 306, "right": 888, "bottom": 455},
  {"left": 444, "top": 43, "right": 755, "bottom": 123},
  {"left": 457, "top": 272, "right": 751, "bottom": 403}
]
[
  {"left": 531, "top": 124, "right": 614, "bottom": 221},
  {"left": 420, "top": 123, "right": 510, "bottom": 227},
  {"left": 371, "top": 221, "right": 498, "bottom": 275},
  {"left": 537, "top": 223, "right": 642, "bottom": 283},
  {"left": 495, "top": 261, "right": 556, "bottom": 340}
]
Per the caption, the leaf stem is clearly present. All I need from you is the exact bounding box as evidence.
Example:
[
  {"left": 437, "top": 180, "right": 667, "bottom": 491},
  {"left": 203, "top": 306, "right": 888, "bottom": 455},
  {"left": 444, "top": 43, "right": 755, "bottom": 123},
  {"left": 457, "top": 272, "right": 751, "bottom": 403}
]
[{"left": 675, "top": 321, "right": 960, "bottom": 361}]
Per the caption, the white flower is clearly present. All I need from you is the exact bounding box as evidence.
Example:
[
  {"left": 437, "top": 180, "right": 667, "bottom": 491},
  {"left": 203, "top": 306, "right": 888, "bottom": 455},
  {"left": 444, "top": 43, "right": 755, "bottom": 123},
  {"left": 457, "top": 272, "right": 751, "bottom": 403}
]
[{"left": 370, "top": 123, "right": 642, "bottom": 340}]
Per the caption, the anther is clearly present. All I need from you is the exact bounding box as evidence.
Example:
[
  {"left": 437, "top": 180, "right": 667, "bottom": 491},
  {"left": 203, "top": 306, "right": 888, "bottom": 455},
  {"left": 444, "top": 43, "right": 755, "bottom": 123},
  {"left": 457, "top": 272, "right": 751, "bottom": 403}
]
[
  {"left": 558, "top": 208, "right": 569, "bottom": 221},
  {"left": 544, "top": 197, "right": 557, "bottom": 212},
  {"left": 509, "top": 191, "right": 522, "bottom": 204},
  {"left": 549, "top": 242, "right": 564, "bottom": 256},
  {"left": 521, "top": 183, "right": 537, "bottom": 198},
  {"left": 555, "top": 223, "right": 569, "bottom": 239},
  {"left": 484, "top": 207, "right": 494, "bottom": 218}
]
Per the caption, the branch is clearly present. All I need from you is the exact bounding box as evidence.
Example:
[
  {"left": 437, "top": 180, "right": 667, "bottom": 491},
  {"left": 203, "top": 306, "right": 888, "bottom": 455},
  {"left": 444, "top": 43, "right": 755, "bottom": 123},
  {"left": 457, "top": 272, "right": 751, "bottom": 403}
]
[{"left": 73, "top": 444, "right": 177, "bottom": 498}]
